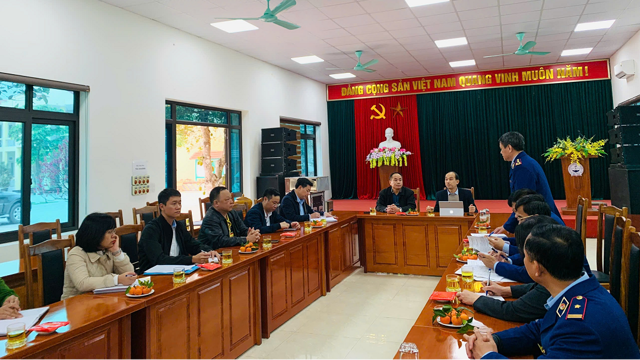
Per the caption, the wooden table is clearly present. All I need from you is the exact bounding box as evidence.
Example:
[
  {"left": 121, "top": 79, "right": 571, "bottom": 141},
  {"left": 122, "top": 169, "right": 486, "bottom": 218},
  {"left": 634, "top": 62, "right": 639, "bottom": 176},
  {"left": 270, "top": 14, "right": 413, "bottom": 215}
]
[{"left": 394, "top": 213, "right": 529, "bottom": 359}]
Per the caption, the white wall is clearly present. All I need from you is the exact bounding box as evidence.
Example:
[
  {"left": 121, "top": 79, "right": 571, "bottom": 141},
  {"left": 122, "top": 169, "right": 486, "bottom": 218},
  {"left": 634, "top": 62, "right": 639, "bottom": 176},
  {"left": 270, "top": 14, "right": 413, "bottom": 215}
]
[
  {"left": 611, "top": 30, "right": 640, "bottom": 106},
  {"left": 0, "top": 0, "right": 329, "bottom": 226}
]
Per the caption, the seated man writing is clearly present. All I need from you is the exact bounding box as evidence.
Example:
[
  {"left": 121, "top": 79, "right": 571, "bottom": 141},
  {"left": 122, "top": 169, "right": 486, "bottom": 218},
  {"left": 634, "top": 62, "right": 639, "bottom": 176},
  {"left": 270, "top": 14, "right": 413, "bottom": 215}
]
[
  {"left": 427, "top": 171, "right": 476, "bottom": 214},
  {"left": 245, "top": 188, "right": 300, "bottom": 234},
  {"left": 281, "top": 178, "right": 333, "bottom": 222},
  {"left": 138, "top": 188, "right": 220, "bottom": 273},
  {"left": 375, "top": 172, "right": 417, "bottom": 214},
  {"left": 199, "top": 186, "right": 261, "bottom": 249},
  {"left": 464, "top": 224, "right": 640, "bottom": 359}
]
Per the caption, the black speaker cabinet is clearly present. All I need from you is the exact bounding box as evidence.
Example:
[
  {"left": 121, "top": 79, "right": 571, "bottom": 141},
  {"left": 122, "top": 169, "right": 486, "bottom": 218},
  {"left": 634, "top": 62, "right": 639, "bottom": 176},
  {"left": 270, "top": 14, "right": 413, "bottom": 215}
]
[
  {"left": 262, "top": 142, "right": 297, "bottom": 158},
  {"left": 257, "top": 174, "right": 285, "bottom": 199},
  {"left": 609, "top": 166, "right": 640, "bottom": 214},
  {"left": 609, "top": 125, "right": 640, "bottom": 145},
  {"left": 262, "top": 128, "right": 296, "bottom": 143},
  {"left": 261, "top": 158, "right": 298, "bottom": 175},
  {"left": 610, "top": 145, "right": 640, "bottom": 165},
  {"left": 608, "top": 106, "right": 640, "bottom": 126}
]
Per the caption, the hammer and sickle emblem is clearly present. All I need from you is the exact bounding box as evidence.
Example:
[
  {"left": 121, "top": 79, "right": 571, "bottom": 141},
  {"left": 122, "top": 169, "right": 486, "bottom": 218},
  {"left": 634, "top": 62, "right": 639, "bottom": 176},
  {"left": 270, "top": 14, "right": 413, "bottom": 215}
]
[{"left": 370, "top": 104, "right": 386, "bottom": 119}]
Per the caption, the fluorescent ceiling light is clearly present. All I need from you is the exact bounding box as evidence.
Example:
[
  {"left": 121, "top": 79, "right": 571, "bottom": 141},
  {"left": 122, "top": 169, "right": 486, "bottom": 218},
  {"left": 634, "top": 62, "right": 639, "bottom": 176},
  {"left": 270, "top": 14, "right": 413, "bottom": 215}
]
[
  {"left": 405, "top": 0, "right": 450, "bottom": 7},
  {"left": 449, "top": 60, "right": 476, "bottom": 68},
  {"left": 211, "top": 20, "right": 258, "bottom": 33},
  {"left": 330, "top": 73, "right": 356, "bottom": 79},
  {"left": 292, "top": 55, "right": 324, "bottom": 64},
  {"left": 575, "top": 20, "right": 615, "bottom": 32},
  {"left": 435, "top": 37, "right": 468, "bottom": 48},
  {"left": 561, "top": 48, "right": 592, "bottom": 56}
]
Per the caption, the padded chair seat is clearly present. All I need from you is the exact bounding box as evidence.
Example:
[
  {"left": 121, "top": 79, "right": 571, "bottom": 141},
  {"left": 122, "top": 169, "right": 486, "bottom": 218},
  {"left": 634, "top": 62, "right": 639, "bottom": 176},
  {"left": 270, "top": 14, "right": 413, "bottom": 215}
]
[{"left": 593, "top": 270, "right": 609, "bottom": 283}]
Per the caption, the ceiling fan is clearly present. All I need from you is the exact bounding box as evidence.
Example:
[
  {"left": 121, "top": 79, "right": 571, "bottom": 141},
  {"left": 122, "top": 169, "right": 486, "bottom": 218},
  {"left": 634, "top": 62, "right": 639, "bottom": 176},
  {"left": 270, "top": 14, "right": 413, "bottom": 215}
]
[
  {"left": 215, "top": 0, "right": 300, "bottom": 30},
  {"left": 327, "top": 51, "right": 379, "bottom": 73},
  {"left": 483, "top": 32, "right": 550, "bottom": 58}
]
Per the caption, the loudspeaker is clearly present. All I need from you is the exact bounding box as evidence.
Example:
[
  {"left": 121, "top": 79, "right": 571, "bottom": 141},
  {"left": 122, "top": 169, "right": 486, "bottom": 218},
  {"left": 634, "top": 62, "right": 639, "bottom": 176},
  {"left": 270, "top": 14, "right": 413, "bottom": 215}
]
[
  {"left": 262, "top": 142, "right": 297, "bottom": 158},
  {"left": 609, "top": 125, "right": 640, "bottom": 145},
  {"left": 609, "top": 166, "right": 640, "bottom": 214},
  {"left": 261, "top": 158, "right": 298, "bottom": 175},
  {"left": 610, "top": 145, "right": 640, "bottom": 165},
  {"left": 262, "top": 128, "right": 297, "bottom": 143},
  {"left": 257, "top": 174, "right": 286, "bottom": 200},
  {"left": 608, "top": 106, "right": 640, "bottom": 126}
]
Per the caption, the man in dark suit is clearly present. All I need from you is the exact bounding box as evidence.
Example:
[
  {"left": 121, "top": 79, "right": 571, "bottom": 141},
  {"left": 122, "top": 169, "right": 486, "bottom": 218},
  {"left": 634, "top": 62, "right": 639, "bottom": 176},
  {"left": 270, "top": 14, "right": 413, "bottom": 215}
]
[
  {"left": 375, "top": 172, "right": 417, "bottom": 213},
  {"left": 465, "top": 224, "right": 640, "bottom": 359},
  {"left": 245, "top": 188, "right": 300, "bottom": 234},
  {"left": 281, "top": 178, "right": 334, "bottom": 222},
  {"left": 427, "top": 171, "right": 476, "bottom": 214}
]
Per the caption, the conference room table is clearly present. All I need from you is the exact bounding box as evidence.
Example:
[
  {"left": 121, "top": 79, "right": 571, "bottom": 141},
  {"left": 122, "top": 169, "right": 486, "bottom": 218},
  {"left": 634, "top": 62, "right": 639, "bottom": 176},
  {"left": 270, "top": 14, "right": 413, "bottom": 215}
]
[{"left": 0, "top": 210, "right": 525, "bottom": 359}]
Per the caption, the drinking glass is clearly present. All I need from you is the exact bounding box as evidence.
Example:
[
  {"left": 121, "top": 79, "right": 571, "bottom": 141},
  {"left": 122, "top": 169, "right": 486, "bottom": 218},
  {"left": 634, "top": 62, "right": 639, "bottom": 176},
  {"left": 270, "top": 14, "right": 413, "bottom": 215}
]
[
  {"left": 173, "top": 267, "right": 186, "bottom": 284},
  {"left": 478, "top": 225, "right": 488, "bottom": 234},
  {"left": 446, "top": 274, "right": 461, "bottom": 292},
  {"left": 427, "top": 207, "right": 435, "bottom": 217},
  {"left": 399, "top": 342, "right": 419, "bottom": 359},
  {"left": 222, "top": 249, "right": 233, "bottom": 265},
  {"left": 6, "top": 323, "right": 26, "bottom": 349},
  {"left": 321, "top": 218, "right": 327, "bottom": 226},
  {"left": 461, "top": 265, "right": 474, "bottom": 291},
  {"left": 263, "top": 235, "right": 272, "bottom": 250},
  {"left": 369, "top": 207, "right": 377, "bottom": 215},
  {"left": 304, "top": 221, "right": 312, "bottom": 233}
]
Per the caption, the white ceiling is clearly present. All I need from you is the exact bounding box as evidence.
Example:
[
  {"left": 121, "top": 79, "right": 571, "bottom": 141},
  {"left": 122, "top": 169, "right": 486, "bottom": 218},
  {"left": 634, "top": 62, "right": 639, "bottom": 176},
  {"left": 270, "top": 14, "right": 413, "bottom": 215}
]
[{"left": 100, "top": 0, "right": 640, "bottom": 84}]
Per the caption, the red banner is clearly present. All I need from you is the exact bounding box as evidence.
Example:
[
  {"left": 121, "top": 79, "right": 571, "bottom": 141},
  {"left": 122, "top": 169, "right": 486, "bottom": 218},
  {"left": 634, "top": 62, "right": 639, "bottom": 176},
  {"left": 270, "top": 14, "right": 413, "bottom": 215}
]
[{"left": 327, "top": 60, "right": 609, "bottom": 101}]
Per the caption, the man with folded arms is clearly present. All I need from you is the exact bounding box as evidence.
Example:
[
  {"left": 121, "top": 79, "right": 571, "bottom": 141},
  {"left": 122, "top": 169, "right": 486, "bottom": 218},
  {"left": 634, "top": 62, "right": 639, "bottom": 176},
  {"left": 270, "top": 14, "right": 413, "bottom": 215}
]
[
  {"left": 245, "top": 188, "right": 300, "bottom": 234},
  {"left": 138, "top": 188, "right": 219, "bottom": 273},
  {"left": 464, "top": 224, "right": 640, "bottom": 359},
  {"left": 375, "top": 172, "right": 417, "bottom": 214}
]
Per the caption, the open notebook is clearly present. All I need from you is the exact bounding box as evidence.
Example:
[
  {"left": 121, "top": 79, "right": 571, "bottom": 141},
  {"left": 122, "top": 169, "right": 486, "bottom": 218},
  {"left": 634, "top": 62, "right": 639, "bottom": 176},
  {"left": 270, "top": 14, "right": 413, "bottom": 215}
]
[{"left": 0, "top": 307, "right": 49, "bottom": 336}]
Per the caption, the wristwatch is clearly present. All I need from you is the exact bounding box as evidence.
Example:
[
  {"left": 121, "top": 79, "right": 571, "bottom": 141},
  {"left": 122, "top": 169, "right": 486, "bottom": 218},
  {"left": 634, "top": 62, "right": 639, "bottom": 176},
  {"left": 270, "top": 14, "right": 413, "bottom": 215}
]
[{"left": 111, "top": 249, "right": 122, "bottom": 257}]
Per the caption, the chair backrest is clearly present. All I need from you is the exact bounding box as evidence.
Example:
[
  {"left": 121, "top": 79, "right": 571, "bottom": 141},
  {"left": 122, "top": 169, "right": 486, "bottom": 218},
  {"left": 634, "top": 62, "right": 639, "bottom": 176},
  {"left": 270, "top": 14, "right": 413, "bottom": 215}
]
[
  {"left": 232, "top": 204, "right": 248, "bottom": 220},
  {"left": 133, "top": 205, "right": 158, "bottom": 225},
  {"left": 235, "top": 194, "right": 253, "bottom": 211},
  {"left": 610, "top": 214, "right": 631, "bottom": 304},
  {"left": 255, "top": 198, "right": 262, "bottom": 206},
  {"left": 411, "top": 188, "right": 420, "bottom": 212},
  {"left": 576, "top": 196, "right": 590, "bottom": 253},
  {"left": 23, "top": 236, "right": 75, "bottom": 309},
  {"left": 115, "top": 223, "right": 143, "bottom": 270},
  {"left": 199, "top": 196, "right": 212, "bottom": 220},
  {"left": 175, "top": 211, "right": 195, "bottom": 237},
  {"left": 18, "top": 220, "right": 62, "bottom": 267},
  {"left": 146, "top": 201, "right": 158, "bottom": 207},
  {"left": 105, "top": 210, "right": 124, "bottom": 227},
  {"left": 597, "top": 204, "right": 628, "bottom": 273},
  {"left": 622, "top": 226, "right": 640, "bottom": 344}
]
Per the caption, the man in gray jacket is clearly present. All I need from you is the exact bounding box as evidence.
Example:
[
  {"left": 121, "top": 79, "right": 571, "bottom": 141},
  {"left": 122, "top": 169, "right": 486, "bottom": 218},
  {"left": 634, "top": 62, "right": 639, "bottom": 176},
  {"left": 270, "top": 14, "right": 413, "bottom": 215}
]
[{"left": 198, "top": 186, "right": 260, "bottom": 249}]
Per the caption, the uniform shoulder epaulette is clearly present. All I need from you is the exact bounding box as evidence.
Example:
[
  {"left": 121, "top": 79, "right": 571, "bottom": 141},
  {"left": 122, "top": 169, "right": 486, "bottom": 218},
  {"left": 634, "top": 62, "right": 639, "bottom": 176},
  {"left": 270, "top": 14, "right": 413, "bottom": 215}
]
[
  {"left": 511, "top": 159, "right": 523, "bottom": 169},
  {"left": 566, "top": 295, "right": 587, "bottom": 320}
]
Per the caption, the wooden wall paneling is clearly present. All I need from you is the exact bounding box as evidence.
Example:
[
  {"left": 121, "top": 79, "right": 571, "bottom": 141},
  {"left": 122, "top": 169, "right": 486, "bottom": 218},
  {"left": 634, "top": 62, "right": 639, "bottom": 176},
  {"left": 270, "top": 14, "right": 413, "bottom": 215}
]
[
  {"left": 289, "top": 244, "right": 306, "bottom": 309},
  {"left": 327, "top": 227, "right": 343, "bottom": 283},
  {"left": 341, "top": 223, "right": 352, "bottom": 273},
  {"left": 305, "top": 235, "right": 322, "bottom": 297},
  {"left": 193, "top": 279, "right": 224, "bottom": 359},
  {"left": 148, "top": 292, "right": 192, "bottom": 359},
  {"left": 402, "top": 224, "right": 430, "bottom": 273},
  {"left": 226, "top": 266, "right": 255, "bottom": 356}
]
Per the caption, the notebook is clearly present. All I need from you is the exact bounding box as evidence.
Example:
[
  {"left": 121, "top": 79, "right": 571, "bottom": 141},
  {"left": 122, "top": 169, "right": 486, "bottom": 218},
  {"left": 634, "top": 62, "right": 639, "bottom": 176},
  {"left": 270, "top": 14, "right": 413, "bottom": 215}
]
[
  {"left": 144, "top": 265, "right": 198, "bottom": 275},
  {"left": 0, "top": 307, "right": 49, "bottom": 336}
]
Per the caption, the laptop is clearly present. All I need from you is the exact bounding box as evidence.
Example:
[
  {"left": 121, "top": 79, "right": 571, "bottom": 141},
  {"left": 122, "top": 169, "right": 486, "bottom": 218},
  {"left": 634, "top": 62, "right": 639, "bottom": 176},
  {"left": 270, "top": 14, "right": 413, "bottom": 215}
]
[{"left": 439, "top": 201, "right": 464, "bottom": 217}]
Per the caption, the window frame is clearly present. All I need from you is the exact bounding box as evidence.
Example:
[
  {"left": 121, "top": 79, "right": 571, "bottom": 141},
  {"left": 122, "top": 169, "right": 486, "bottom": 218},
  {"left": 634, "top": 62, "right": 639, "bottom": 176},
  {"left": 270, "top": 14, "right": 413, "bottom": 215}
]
[
  {"left": 0, "top": 83, "right": 80, "bottom": 245},
  {"left": 165, "top": 101, "right": 243, "bottom": 196}
]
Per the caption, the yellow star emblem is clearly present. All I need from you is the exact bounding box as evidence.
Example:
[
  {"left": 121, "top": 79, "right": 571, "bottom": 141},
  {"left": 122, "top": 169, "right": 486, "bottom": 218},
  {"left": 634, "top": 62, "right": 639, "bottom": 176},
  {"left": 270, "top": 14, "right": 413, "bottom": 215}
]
[
  {"left": 391, "top": 102, "right": 407, "bottom": 118},
  {"left": 575, "top": 305, "right": 581, "bottom": 308}
]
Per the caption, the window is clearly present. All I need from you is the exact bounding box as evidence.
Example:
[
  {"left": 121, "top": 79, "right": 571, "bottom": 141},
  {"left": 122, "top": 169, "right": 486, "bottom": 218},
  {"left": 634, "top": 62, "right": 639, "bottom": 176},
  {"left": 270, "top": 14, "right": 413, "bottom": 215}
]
[
  {"left": 0, "top": 81, "right": 79, "bottom": 244},
  {"left": 165, "top": 101, "right": 242, "bottom": 216},
  {"left": 280, "top": 120, "right": 318, "bottom": 176}
]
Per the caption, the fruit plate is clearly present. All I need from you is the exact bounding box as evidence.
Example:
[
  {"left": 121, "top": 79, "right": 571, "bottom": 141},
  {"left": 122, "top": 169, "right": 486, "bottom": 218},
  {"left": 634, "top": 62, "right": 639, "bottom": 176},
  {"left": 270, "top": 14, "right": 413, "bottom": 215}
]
[
  {"left": 474, "top": 224, "right": 491, "bottom": 229},
  {"left": 406, "top": 213, "right": 420, "bottom": 216},
  {"left": 437, "top": 316, "right": 464, "bottom": 328},
  {"left": 456, "top": 258, "right": 467, "bottom": 263},
  {"left": 126, "top": 289, "right": 154, "bottom": 298},
  {"left": 239, "top": 248, "right": 259, "bottom": 254},
  {"left": 311, "top": 225, "right": 324, "bottom": 228}
]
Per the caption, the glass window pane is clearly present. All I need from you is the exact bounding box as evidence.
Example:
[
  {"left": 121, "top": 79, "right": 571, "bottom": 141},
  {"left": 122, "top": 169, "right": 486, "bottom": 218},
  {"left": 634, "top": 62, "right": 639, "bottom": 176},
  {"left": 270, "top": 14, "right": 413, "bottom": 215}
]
[
  {"left": 0, "top": 81, "right": 26, "bottom": 109},
  {"left": 32, "top": 87, "right": 74, "bottom": 113},
  {"left": 176, "top": 105, "right": 228, "bottom": 124},
  {"left": 165, "top": 104, "right": 171, "bottom": 120},
  {"left": 176, "top": 125, "right": 226, "bottom": 216},
  {"left": 306, "top": 125, "right": 315, "bottom": 134},
  {"left": 307, "top": 139, "right": 315, "bottom": 177},
  {"left": 0, "top": 122, "right": 23, "bottom": 232},
  {"left": 31, "top": 124, "right": 69, "bottom": 224},
  {"left": 230, "top": 113, "right": 240, "bottom": 126},
  {"left": 230, "top": 129, "right": 241, "bottom": 193},
  {"left": 299, "top": 124, "right": 305, "bottom": 134},
  {"left": 300, "top": 140, "right": 307, "bottom": 176}
]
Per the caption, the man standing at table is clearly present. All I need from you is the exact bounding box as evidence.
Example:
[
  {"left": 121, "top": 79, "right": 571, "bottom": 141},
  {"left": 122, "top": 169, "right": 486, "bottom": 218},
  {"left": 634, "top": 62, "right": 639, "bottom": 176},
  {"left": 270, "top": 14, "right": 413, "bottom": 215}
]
[
  {"left": 375, "top": 172, "right": 417, "bottom": 214},
  {"left": 199, "top": 186, "right": 261, "bottom": 249},
  {"left": 427, "top": 171, "right": 476, "bottom": 214},
  {"left": 245, "top": 188, "right": 300, "bottom": 234},
  {"left": 138, "top": 188, "right": 219, "bottom": 273},
  {"left": 464, "top": 224, "right": 639, "bottom": 359},
  {"left": 493, "top": 132, "right": 559, "bottom": 234},
  {"left": 281, "top": 178, "right": 333, "bottom": 222}
]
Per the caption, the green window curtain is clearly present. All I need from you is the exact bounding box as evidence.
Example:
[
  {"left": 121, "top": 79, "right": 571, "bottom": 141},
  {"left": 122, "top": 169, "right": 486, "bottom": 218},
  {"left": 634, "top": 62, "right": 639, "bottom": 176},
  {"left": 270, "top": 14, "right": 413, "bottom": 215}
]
[
  {"left": 417, "top": 80, "right": 613, "bottom": 200},
  {"left": 327, "top": 100, "right": 358, "bottom": 199}
]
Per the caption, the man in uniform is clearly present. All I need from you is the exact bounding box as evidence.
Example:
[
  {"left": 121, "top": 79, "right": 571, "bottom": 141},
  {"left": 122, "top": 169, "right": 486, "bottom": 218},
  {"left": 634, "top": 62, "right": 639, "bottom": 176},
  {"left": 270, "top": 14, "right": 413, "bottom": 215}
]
[
  {"left": 464, "top": 224, "right": 640, "bottom": 359},
  {"left": 494, "top": 132, "right": 560, "bottom": 234}
]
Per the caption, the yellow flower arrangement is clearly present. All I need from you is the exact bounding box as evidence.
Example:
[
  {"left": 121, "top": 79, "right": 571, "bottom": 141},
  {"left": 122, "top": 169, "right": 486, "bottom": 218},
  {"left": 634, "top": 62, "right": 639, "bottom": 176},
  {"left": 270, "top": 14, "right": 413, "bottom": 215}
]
[{"left": 543, "top": 136, "right": 607, "bottom": 164}]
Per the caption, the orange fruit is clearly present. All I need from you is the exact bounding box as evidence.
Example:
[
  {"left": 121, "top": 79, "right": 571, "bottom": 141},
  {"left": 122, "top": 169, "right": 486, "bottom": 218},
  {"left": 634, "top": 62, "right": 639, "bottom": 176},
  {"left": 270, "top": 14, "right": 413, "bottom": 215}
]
[
  {"left": 451, "top": 316, "right": 463, "bottom": 326},
  {"left": 469, "top": 255, "right": 478, "bottom": 260},
  {"left": 247, "top": 242, "right": 253, "bottom": 247},
  {"left": 462, "top": 255, "right": 469, "bottom": 261},
  {"left": 460, "top": 313, "right": 469, "bottom": 321},
  {"left": 130, "top": 287, "right": 141, "bottom": 296},
  {"left": 142, "top": 287, "right": 151, "bottom": 294},
  {"left": 240, "top": 247, "right": 246, "bottom": 252},
  {"left": 440, "top": 316, "right": 451, "bottom": 324}
]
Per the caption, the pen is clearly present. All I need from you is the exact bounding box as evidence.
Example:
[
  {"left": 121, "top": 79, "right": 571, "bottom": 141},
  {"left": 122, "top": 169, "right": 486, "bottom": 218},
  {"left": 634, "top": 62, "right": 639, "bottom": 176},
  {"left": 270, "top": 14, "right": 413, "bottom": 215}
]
[{"left": 486, "top": 269, "right": 491, "bottom": 295}]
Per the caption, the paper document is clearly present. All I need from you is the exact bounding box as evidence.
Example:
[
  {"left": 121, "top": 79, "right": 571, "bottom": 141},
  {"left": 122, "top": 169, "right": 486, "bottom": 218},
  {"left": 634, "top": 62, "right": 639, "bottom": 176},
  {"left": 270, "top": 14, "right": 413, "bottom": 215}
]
[
  {"left": 0, "top": 307, "right": 49, "bottom": 336},
  {"left": 93, "top": 285, "right": 128, "bottom": 294},
  {"left": 455, "top": 266, "right": 515, "bottom": 283},
  {"left": 470, "top": 233, "right": 507, "bottom": 238},
  {"left": 478, "top": 293, "right": 505, "bottom": 301},
  {"left": 144, "top": 264, "right": 198, "bottom": 275},
  {"left": 322, "top": 216, "right": 338, "bottom": 223},
  {"left": 468, "top": 237, "right": 492, "bottom": 254}
]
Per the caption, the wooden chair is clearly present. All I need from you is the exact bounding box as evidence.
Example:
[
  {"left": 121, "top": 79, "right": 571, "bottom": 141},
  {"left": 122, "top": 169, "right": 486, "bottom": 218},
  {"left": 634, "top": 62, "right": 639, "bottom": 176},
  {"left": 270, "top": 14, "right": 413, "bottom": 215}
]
[
  {"left": 595, "top": 204, "right": 628, "bottom": 288},
  {"left": 232, "top": 203, "right": 248, "bottom": 220},
  {"left": 411, "top": 188, "right": 420, "bottom": 212},
  {"left": 115, "top": 223, "right": 144, "bottom": 272},
  {"left": 105, "top": 210, "right": 124, "bottom": 227},
  {"left": 621, "top": 226, "right": 640, "bottom": 344},
  {"left": 18, "top": 220, "right": 62, "bottom": 268},
  {"left": 198, "top": 196, "right": 211, "bottom": 220},
  {"left": 146, "top": 201, "right": 158, "bottom": 207},
  {"left": 133, "top": 205, "right": 158, "bottom": 225},
  {"left": 610, "top": 214, "right": 632, "bottom": 304},
  {"left": 23, "top": 236, "right": 75, "bottom": 309},
  {"left": 234, "top": 194, "right": 253, "bottom": 211},
  {"left": 442, "top": 187, "right": 475, "bottom": 199},
  {"left": 575, "top": 196, "right": 590, "bottom": 253},
  {"left": 176, "top": 211, "right": 195, "bottom": 237},
  {"left": 255, "top": 198, "right": 262, "bottom": 206}
]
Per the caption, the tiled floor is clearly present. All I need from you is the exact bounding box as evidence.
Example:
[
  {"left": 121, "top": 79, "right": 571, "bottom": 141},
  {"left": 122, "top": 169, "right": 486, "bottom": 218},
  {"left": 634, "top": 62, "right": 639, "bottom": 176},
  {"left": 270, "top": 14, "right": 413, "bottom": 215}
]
[{"left": 239, "top": 238, "right": 599, "bottom": 359}]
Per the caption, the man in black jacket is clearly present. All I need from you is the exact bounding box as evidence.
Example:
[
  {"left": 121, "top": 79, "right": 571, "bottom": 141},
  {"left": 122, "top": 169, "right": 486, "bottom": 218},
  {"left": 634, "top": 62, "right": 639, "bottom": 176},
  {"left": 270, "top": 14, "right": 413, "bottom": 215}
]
[
  {"left": 245, "top": 188, "right": 300, "bottom": 234},
  {"left": 375, "top": 172, "right": 417, "bottom": 213},
  {"left": 138, "top": 188, "right": 219, "bottom": 273},
  {"left": 198, "top": 186, "right": 260, "bottom": 249},
  {"left": 281, "top": 178, "right": 334, "bottom": 222},
  {"left": 428, "top": 171, "right": 476, "bottom": 214}
]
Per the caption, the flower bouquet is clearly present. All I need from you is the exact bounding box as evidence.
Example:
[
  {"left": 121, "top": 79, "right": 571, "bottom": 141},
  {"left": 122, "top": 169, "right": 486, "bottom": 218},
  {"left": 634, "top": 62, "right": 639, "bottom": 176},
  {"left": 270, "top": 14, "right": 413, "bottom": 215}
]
[
  {"left": 543, "top": 136, "right": 607, "bottom": 164},
  {"left": 365, "top": 147, "right": 412, "bottom": 168}
]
